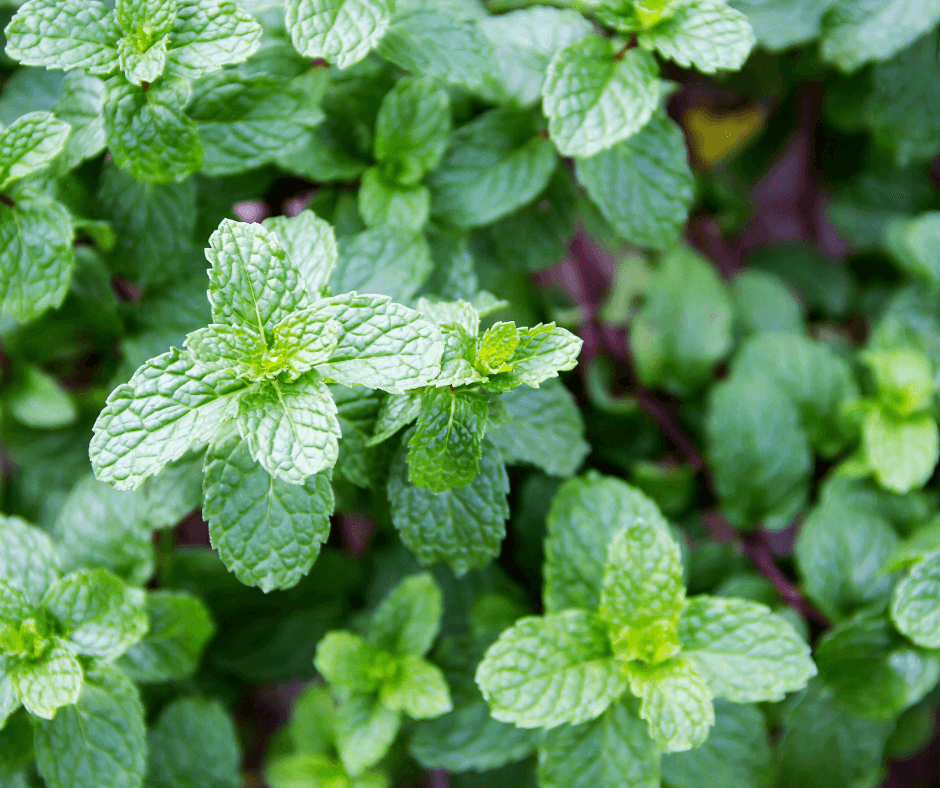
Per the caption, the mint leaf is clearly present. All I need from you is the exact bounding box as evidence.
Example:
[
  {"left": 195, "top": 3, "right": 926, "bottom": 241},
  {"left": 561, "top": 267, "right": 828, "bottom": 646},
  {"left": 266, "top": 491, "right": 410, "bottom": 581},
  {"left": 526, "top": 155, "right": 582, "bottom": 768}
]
[
  {"left": 0, "top": 657, "right": 21, "bottom": 728},
  {"left": 166, "top": 0, "right": 263, "bottom": 80},
  {"left": 639, "top": 0, "right": 755, "bottom": 74},
  {"left": 728, "top": 0, "right": 838, "bottom": 50},
  {"left": 625, "top": 659, "right": 715, "bottom": 753},
  {"left": 891, "top": 552, "right": 940, "bottom": 648},
  {"left": 884, "top": 212, "right": 940, "bottom": 284},
  {"left": 262, "top": 210, "right": 338, "bottom": 296},
  {"left": 203, "top": 423, "right": 334, "bottom": 592},
  {"left": 577, "top": 111, "right": 694, "bottom": 250},
  {"left": 865, "top": 348, "right": 934, "bottom": 417},
  {"left": 334, "top": 693, "right": 402, "bottom": 777},
  {"left": 118, "top": 591, "right": 215, "bottom": 683},
  {"left": 0, "top": 191, "right": 75, "bottom": 323},
  {"left": 286, "top": 0, "right": 391, "bottom": 69},
  {"left": 539, "top": 697, "right": 661, "bottom": 788},
  {"left": 34, "top": 666, "right": 146, "bottom": 788},
  {"left": 487, "top": 323, "right": 582, "bottom": 390},
  {"left": 543, "top": 37, "right": 659, "bottom": 157},
  {"left": 600, "top": 519, "right": 685, "bottom": 665},
  {"left": 358, "top": 167, "right": 430, "bottom": 231},
  {"left": 118, "top": 35, "right": 168, "bottom": 85},
  {"left": 428, "top": 108, "right": 557, "bottom": 228},
  {"left": 6, "top": 365, "right": 77, "bottom": 430},
  {"left": 475, "top": 610, "right": 625, "bottom": 729},
  {"left": 5, "top": 0, "right": 121, "bottom": 75},
  {"left": 381, "top": 654, "right": 452, "bottom": 719},
  {"left": 863, "top": 408, "right": 940, "bottom": 493},
  {"left": 368, "top": 392, "right": 421, "bottom": 446},
  {"left": 43, "top": 569, "right": 147, "bottom": 661},
  {"left": 332, "top": 227, "right": 433, "bottom": 303},
  {"left": 730, "top": 270, "right": 804, "bottom": 336},
  {"left": 388, "top": 437, "right": 509, "bottom": 575},
  {"left": 90, "top": 348, "right": 245, "bottom": 490},
  {"left": 237, "top": 377, "right": 341, "bottom": 483},
  {"left": 407, "top": 387, "right": 489, "bottom": 493},
  {"left": 0, "top": 514, "right": 60, "bottom": 605},
  {"left": 315, "top": 631, "right": 384, "bottom": 692},
  {"left": 369, "top": 572, "right": 442, "bottom": 657},
  {"left": 147, "top": 697, "right": 241, "bottom": 788},
  {"left": 0, "top": 111, "right": 71, "bottom": 187},
  {"left": 678, "top": 596, "right": 816, "bottom": 702},
  {"left": 114, "top": 0, "right": 176, "bottom": 35},
  {"left": 10, "top": 644, "right": 82, "bottom": 719},
  {"left": 54, "top": 71, "right": 107, "bottom": 168},
  {"left": 544, "top": 473, "right": 667, "bottom": 613}
]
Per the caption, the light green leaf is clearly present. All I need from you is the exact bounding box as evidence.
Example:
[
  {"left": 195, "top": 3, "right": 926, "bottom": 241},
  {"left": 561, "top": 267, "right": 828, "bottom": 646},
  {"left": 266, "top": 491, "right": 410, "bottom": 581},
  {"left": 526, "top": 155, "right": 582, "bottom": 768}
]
[
  {"left": 313, "top": 293, "right": 444, "bottom": 393},
  {"left": 0, "top": 514, "right": 60, "bottom": 605},
  {"left": 103, "top": 77, "right": 202, "bottom": 183},
  {"left": 90, "top": 348, "right": 245, "bottom": 491},
  {"left": 538, "top": 697, "right": 661, "bottom": 788},
  {"left": 34, "top": 666, "right": 146, "bottom": 788},
  {"left": 486, "top": 323, "right": 582, "bottom": 391},
  {"left": 639, "top": 0, "right": 755, "bottom": 73},
  {"left": 118, "top": 591, "right": 215, "bottom": 683},
  {"left": 885, "top": 209, "right": 940, "bottom": 284},
  {"left": 118, "top": 35, "right": 168, "bottom": 85},
  {"left": 891, "top": 552, "right": 940, "bottom": 648},
  {"left": 43, "top": 569, "right": 147, "bottom": 661},
  {"left": 369, "top": 572, "right": 443, "bottom": 657},
  {"left": 886, "top": 516, "right": 940, "bottom": 571},
  {"left": 6, "top": 365, "right": 76, "bottom": 430},
  {"left": 600, "top": 519, "right": 685, "bottom": 665},
  {"left": 114, "top": 0, "right": 177, "bottom": 35},
  {"left": 0, "top": 579, "right": 32, "bottom": 630},
  {"left": 428, "top": 108, "right": 557, "bottom": 229},
  {"left": 358, "top": 167, "right": 430, "bottom": 231},
  {"left": 728, "top": 0, "right": 838, "bottom": 51},
  {"left": 262, "top": 210, "right": 338, "bottom": 296},
  {"left": 146, "top": 697, "right": 241, "bottom": 788},
  {"left": 53, "top": 71, "right": 107, "bottom": 168},
  {"left": 864, "top": 408, "right": 940, "bottom": 493},
  {"left": 407, "top": 387, "right": 488, "bottom": 493},
  {"left": 0, "top": 111, "right": 71, "bottom": 188},
  {"left": 820, "top": 0, "right": 940, "bottom": 73},
  {"left": 268, "top": 310, "right": 343, "bottom": 380},
  {"left": 865, "top": 347, "right": 934, "bottom": 417},
  {"left": 0, "top": 191, "right": 75, "bottom": 323},
  {"left": 374, "top": 75, "right": 450, "bottom": 185},
  {"left": 203, "top": 423, "right": 334, "bottom": 592},
  {"left": 332, "top": 227, "right": 432, "bottom": 303},
  {"left": 381, "top": 654, "right": 452, "bottom": 719},
  {"left": 543, "top": 37, "right": 659, "bottom": 158},
  {"left": 184, "top": 323, "right": 265, "bottom": 379},
  {"left": 0, "top": 657, "right": 20, "bottom": 728},
  {"left": 166, "top": 0, "right": 263, "bottom": 80},
  {"left": 334, "top": 693, "right": 402, "bottom": 777},
  {"left": 5, "top": 0, "right": 121, "bottom": 75},
  {"left": 388, "top": 437, "right": 509, "bottom": 575},
  {"left": 10, "top": 644, "right": 82, "bottom": 719},
  {"left": 284, "top": 684, "right": 335, "bottom": 754},
  {"left": 314, "top": 630, "right": 385, "bottom": 692},
  {"left": 368, "top": 392, "right": 421, "bottom": 446},
  {"left": 475, "top": 610, "right": 625, "bottom": 729},
  {"left": 286, "top": 0, "right": 391, "bottom": 68},
  {"left": 626, "top": 659, "right": 715, "bottom": 753},
  {"left": 678, "top": 596, "right": 816, "bottom": 702},
  {"left": 730, "top": 271, "right": 804, "bottom": 337}
]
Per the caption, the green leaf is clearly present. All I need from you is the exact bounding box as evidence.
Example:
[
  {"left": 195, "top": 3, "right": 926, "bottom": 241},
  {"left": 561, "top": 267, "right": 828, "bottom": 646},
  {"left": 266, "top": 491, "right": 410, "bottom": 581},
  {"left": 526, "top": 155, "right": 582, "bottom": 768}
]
[
  {"left": 678, "top": 596, "right": 816, "bottom": 702},
  {"left": 6, "top": 365, "right": 77, "bottom": 430},
  {"left": 315, "top": 631, "right": 385, "bottom": 692},
  {"left": 406, "top": 387, "right": 488, "bottom": 493},
  {"left": 237, "top": 377, "right": 341, "bottom": 484},
  {"left": 381, "top": 654, "right": 452, "bottom": 719},
  {"left": 600, "top": 519, "right": 685, "bottom": 665},
  {"left": 475, "top": 610, "right": 625, "bottom": 729},
  {"left": 146, "top": 697, "right": 241, "bottom": 788},
  {"left": 114, "top": 0, "right": 177, "bottom": 35},
  {"left": 886, "top": 516, "right": 940, "bottom": 571},
  {"left": 428, "top": 108, "right": 557, "bottom": 229},
  {"left": 0, "top": 111, "right": 71, "bottom": 188},
  {"left": 369, "top": 572, "right": 443, "bottom": 657},
  {"left": 730, "top": 271, "right": 804, "bottom": 337},
  {"left": 165, "top": 0, "right": 263, "bottom": 80},
  {"left": 794, "top": 501, "right": 899, "bottom": 621},
  {"left": 705, "top": 373, "right": 812, "bottom": 529},
  {"left": 820, "top": 0, "right": 940, "bottom": 73},
  {"left": 203, "top": 423, "right": 334, "bottom": 593},
  {"left": 358, "top": 167, "right": 430, "bottom": 231},
  {"left": 543, "top": 37, "right": 659, "bottom": 158},
  {"left": 486, "top": 323, "right": 582, "bottom": 391},
  {"left": 103, "top": 77, "right": 202, "bottom": 183},
  {"left": 4, "top": 0, "right": 121, "bottom": 75},
  {"left": 314, "top": 293, "right": 445, "bottom": 393},
  {"left": 10, "top": 644, "right": 82, "bottom": 719},
  {"left": 544, "top": 473, "right": 667, "bottom": 613},
  {"left": 577, "top": 111, "right": 694, "bottom": 250},
  {"left": 815, "top": 611, "right": 940, "bottom": 720},
  {"left": 286, "top": 0, "right": 391, "bottom": 69},
  {"left": 334, "top": 693, "right": 402, "bottom": 777},
  {"left": 625, "top": 659, "right": 714, "bottom": 753},
  {"left": 538, "top": 697, "right": 661, "bottom": 788},
  {"left": 34, "top": 666, "right": 146, "bottom": 788},
  {"left": 885, "top": 212, "right": 940, "bottom": 284},
  {"left": 891, "top": 552, "right": 940, "bottom": 648},
  {"left": 0, "top": 514, "right": 60, "bottom": 605},
  {"left": 118, "top": 35, "right": 168, "bottom": 85},
  {"left": 374, "top": 75, "right": 450, "bottom": 185},
  {"left": 639, "top": 0, "right": 755, "bottom": 73},
  {"left": 728, "top": 0, "right": 838, "bottom": 51},
  {"left": 864, "top": 408, "right": 940, "bottom": 493},
  {"left": 54, "top": 71, "right": 107, "bottom": 168},
  {"left": 368, "top": 392, "right": 421, "bottom": 446},
  {"left": 865, "top": 348, "right": 934, "bottom": 417},
  {"left": 0, "top": 191, "right": 75, "bottom": 323},
  {"left": 388, "top": 437, "right": 509, "bottom": 576},
  {"left": 118, "top": 591, "right": 215, "bottom": 683},
  {"left": 262, "top": 210, "right": 338, "bottom": 296},
  {"left": 0, "top": 657, "right": 21, "bottom": 729},
  {"left": 90, "top": 348, "right": 245, "bottom": 491},
  {"left": 43, "top": 569, "right": 147, "bottom": 661},
  {"left": 332, "top": 227, "right": 433, "bottom": 303}
]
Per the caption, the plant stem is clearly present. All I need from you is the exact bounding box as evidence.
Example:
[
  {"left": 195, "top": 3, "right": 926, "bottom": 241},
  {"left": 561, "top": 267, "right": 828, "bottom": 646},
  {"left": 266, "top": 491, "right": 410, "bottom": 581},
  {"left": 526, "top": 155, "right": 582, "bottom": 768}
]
[{"left": 485, "top": 0, "right": 593, "bottom": 13}]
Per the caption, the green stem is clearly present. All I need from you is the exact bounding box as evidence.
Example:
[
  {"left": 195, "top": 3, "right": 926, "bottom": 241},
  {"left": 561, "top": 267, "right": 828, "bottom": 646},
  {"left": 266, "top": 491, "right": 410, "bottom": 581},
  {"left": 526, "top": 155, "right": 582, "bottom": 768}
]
[{"left": 485, "top": 0, "right": 594, "bottom": 13}]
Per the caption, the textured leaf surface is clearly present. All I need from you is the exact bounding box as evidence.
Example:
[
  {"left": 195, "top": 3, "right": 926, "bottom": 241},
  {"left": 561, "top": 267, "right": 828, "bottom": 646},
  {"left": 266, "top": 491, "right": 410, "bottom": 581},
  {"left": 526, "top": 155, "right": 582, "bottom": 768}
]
[
  {"left": 332, "top": 227, "right": 432, "bottom": 303},
  {"left": 369, "top": 572, "right": 442, "bottom": 657},
  {"left": 286, "top": 0, "right": 391, "bottom": 68},
  {"left": 0, "top": 111, "right": 71, "bottom": 187},
  {"left": 388, "top": 437, "right": 509, "bottom": 576},
  {"left": 891, "top": 552, "right": 940, "bottom": 649},
  {"left": 203, "top": 424, "right": 334, "bottom": 592},
  {"left": 0, "top": 514, "right": 60, "bottom": 605},
  {"left": 11, "top": 644, "right": 82, "bottom": 719},
  {"left": 315, "top": 631, "right": 385, "bottom": 691},
  {"left": 262, "top": 211, "right": 338, "bottom": 296},
  {"left": 166, "top": 0, "right": 263, "bottom": 80},
  {"left": 678, "top": 596, "right": 816, "bottom": 702},
  {"left": 381, "top": 655, "right": 452, "bottom": 719}
]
